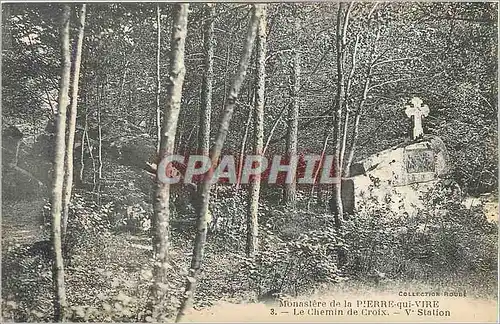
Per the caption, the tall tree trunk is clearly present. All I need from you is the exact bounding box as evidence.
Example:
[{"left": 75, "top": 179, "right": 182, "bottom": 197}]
[
  {"left": 97, "top": 83, "right": 103, "bottom": 201},
  {"left": 79, "top": 125, "right": 85, "bottom": 182},
  {"left": 343, "top": 78, "right": 369, "bottom": 178},
  {"left": 197, "top": 3, "right": 215, "bottom": 229},
  {"left": 79, "top": 107, "right": 96, "bottom": 186},
  {"left": 236, "top": 105, "right": 253, "bottom": 190},
  {"left": 150, "top": 4, "right": 189, "bottom": 321},
  {"left": 51, "top": 4, "right": 71, "bottom": 321},
  {"left": 2, "top": 4, "right": 12, "bottom": 51},
  {"left": 262, "top": 103, "right": 287, "bottom": 155},
  {"left": 175, "top": 5, "right": 263, "bottom": 322},
  {"left": 330, "top": 3, "right": 352, "bottom": 229},
  {"left": 79, "top": 91, "right": 88, "bottom": 183},
  {"left": 156, "top": 4, "right": 162, "bottom": 153},
  {"left": 246, "top": 8, "right": 266, "bottom": 258},
  {"left": 339, "top": 34, "right": 359, "bottom": 176},
  {"left": 116, "top": 47, "right": 135, "bottom": 115},
  {"left": 307, "top": 129, "right": 330, "bottom": 211},
  {"left": 343, "top": 28, "right": 380, "bottom": 177},
  {"left": 85, "top": 112, "right": 97, "bottom": 187},
  {"left": 62, "top": 4, "right": 86, "bottom": 239},
  {"left": 283, "top": 18, "right": 300, "bottom": 207},
  {"left": 221, "top": 43, "right": 231, "bottom": 111},
  {"left": 198, "top": 4, "right": 214, "bottom": 157}
]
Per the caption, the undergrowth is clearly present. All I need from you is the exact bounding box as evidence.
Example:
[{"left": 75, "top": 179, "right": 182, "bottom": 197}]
[{"left": 2, "top": 181, "right": 497, "bottom": 321}]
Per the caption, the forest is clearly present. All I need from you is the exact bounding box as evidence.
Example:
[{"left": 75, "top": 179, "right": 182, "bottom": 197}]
[{"left": 1, "top": 2, "right": 498, "bottom": 322}]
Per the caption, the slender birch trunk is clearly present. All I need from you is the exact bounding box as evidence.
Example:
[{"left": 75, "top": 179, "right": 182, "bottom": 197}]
[
  {"left": 197, "top": 3, "right": 215, "bottom": 230},
  {"left": 236, "top": 105, "right": 253, "bottom": 190},
  {"left": 51, "top": 4, "right": 71, "bottom": 321},
  {"left": 221, "top": 43, "right": 231, "bottom": 110},
  {"left": 344, "top": 79, "right": 369, "bottom": 177},
  {"left": 307, "top": 130, "right": 330, "bottom": 211},
  {"left": 175, "top": 6, "right": 263, "bottom": 321},
  {"left": 330, "top": 3, "right": 353, "bottom": 229},
  {"left": 339, "top": 34, "right": 359, "bottom": 176},
  {"left": 198, "top": 4, "right": 214, "bottom": 157},
  {"left": 283, "top": 16, "right": 300, "bottom": 207},
  {"left": 62, "top": 4, "right": 86, "bottom": 239},
  {"left": 2, "top": 4, "right": 12, "bottom": 51},
  {"left": 246, "top": 8, "right": 266, "bottom": 258},
  {"left": 85, "top": 112, "right": 97, "bottom": 187},
  {"left": 156, "top": 4, "right": 162, "bottom": 153},
  {"left": 97, "top": 84, "right": 103, "bottom": 200},
  {"left": 150, "top": 4, "right": 189, "bottom": 321},
  {"left": 79, "top": 102, "right": 88, "bottom": 183},
  {"left": 343, "top": 28, "right": 380, "bottom": 177},
  {"left": 79, "top": 129, "right": 85, "bottom": 182},
  {"left": 79, "top": 108, "right": 96, "bottom": 186},
  {"left": 262, "top": 103, "right": 287, "bottom": 155}
]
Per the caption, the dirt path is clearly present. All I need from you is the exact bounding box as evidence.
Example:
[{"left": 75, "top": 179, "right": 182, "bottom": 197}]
[{"left": 2, "top": 199, "right": 47, "bottom": 248}]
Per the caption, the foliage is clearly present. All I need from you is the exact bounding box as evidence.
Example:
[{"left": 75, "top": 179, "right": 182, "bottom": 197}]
[
  {"left": 342, "top": 181, "right": 498, "bottom": 281},
  {"left": 209, "top": 186, "right": 247, "bottom": 235},
  {"left": 3, "top": 2, "right": 497, "bottom": 194},
  {"left": 2, "top": 183, "right": 497, "bottom": 321},
  {"left": 233, "top": 204, "right": 346, "bottom": 298},
  {"left": 1, "top": 244, "right": 53, "bottom": 322},
  {"left": 248, "top": 227, "right": 345, "bottom": 297},
  {"left": 1, "top": 214, "right": 186, "bottom": 322},
  {"left": 68, "top": 195, "right": 114, "bottom": 232}
]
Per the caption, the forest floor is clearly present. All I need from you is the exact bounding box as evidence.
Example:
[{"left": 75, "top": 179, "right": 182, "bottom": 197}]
[
  {"left": 1, "top": 198, "right": 498, "bottom": 322},
  {"left": 2, "top": 197, "right": 255, "bottom": 321},
  {"left": 2, "top": 199, "right": 46, "bottom": 246}
]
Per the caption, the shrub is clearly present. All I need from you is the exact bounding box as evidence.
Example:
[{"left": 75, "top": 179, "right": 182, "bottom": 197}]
[
  {"left": 342, "top": 180, "right": 498, "bottom": 281},
  {"left": 240, "top": 208, "right": 345, "bottom": 298}
]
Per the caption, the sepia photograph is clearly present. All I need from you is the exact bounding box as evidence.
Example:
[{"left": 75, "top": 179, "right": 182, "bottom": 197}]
[{"left": 1, "top": 1, "right": 498, "bottom": 322}]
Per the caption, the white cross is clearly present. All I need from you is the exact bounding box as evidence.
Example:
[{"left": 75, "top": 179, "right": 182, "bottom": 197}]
[{"left": 405, "top": 97, "right": 429, "bottom": 140}]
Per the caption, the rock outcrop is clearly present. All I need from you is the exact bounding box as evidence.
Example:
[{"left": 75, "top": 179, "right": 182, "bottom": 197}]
[{"left": 343, "top": 135, "right": 450, "bottom": 215}]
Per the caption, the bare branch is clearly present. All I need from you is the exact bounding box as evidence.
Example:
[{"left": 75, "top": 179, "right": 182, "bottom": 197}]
[
  {"left": 368, "top": 71, "right": 444, "bottom": 92},
  {"left": 265, "top": 48, "right": 294, "bottom": 62},
  {"left": 367, "top": 2, "right": 379, "bottom": 19},
  {"left": 43, "top": 87, "right": 56, "bottom": 116},
  {"left": 263, "top": 103, "right": 288, "bottom": 155},
  {"left": 371, "top": 47, "right": 391, "bottom": 66},
  {"left": 345, "top": 34, "right": 361, "bottom": 101},
  {"left": 341, "top": 2, "right": 355, "bottom": 47},
  {"left": 371, "top": 56, "right": 421, "bottom": 68}
]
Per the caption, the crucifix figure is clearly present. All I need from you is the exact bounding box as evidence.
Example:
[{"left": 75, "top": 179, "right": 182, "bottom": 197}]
[{"left": 405, "top": 97, "right": 429, "bottom": 140}]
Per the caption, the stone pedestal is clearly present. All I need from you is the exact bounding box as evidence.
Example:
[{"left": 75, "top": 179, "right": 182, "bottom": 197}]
[{"left": 345, "top": 135, "right": 450, "bottom": 216}]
